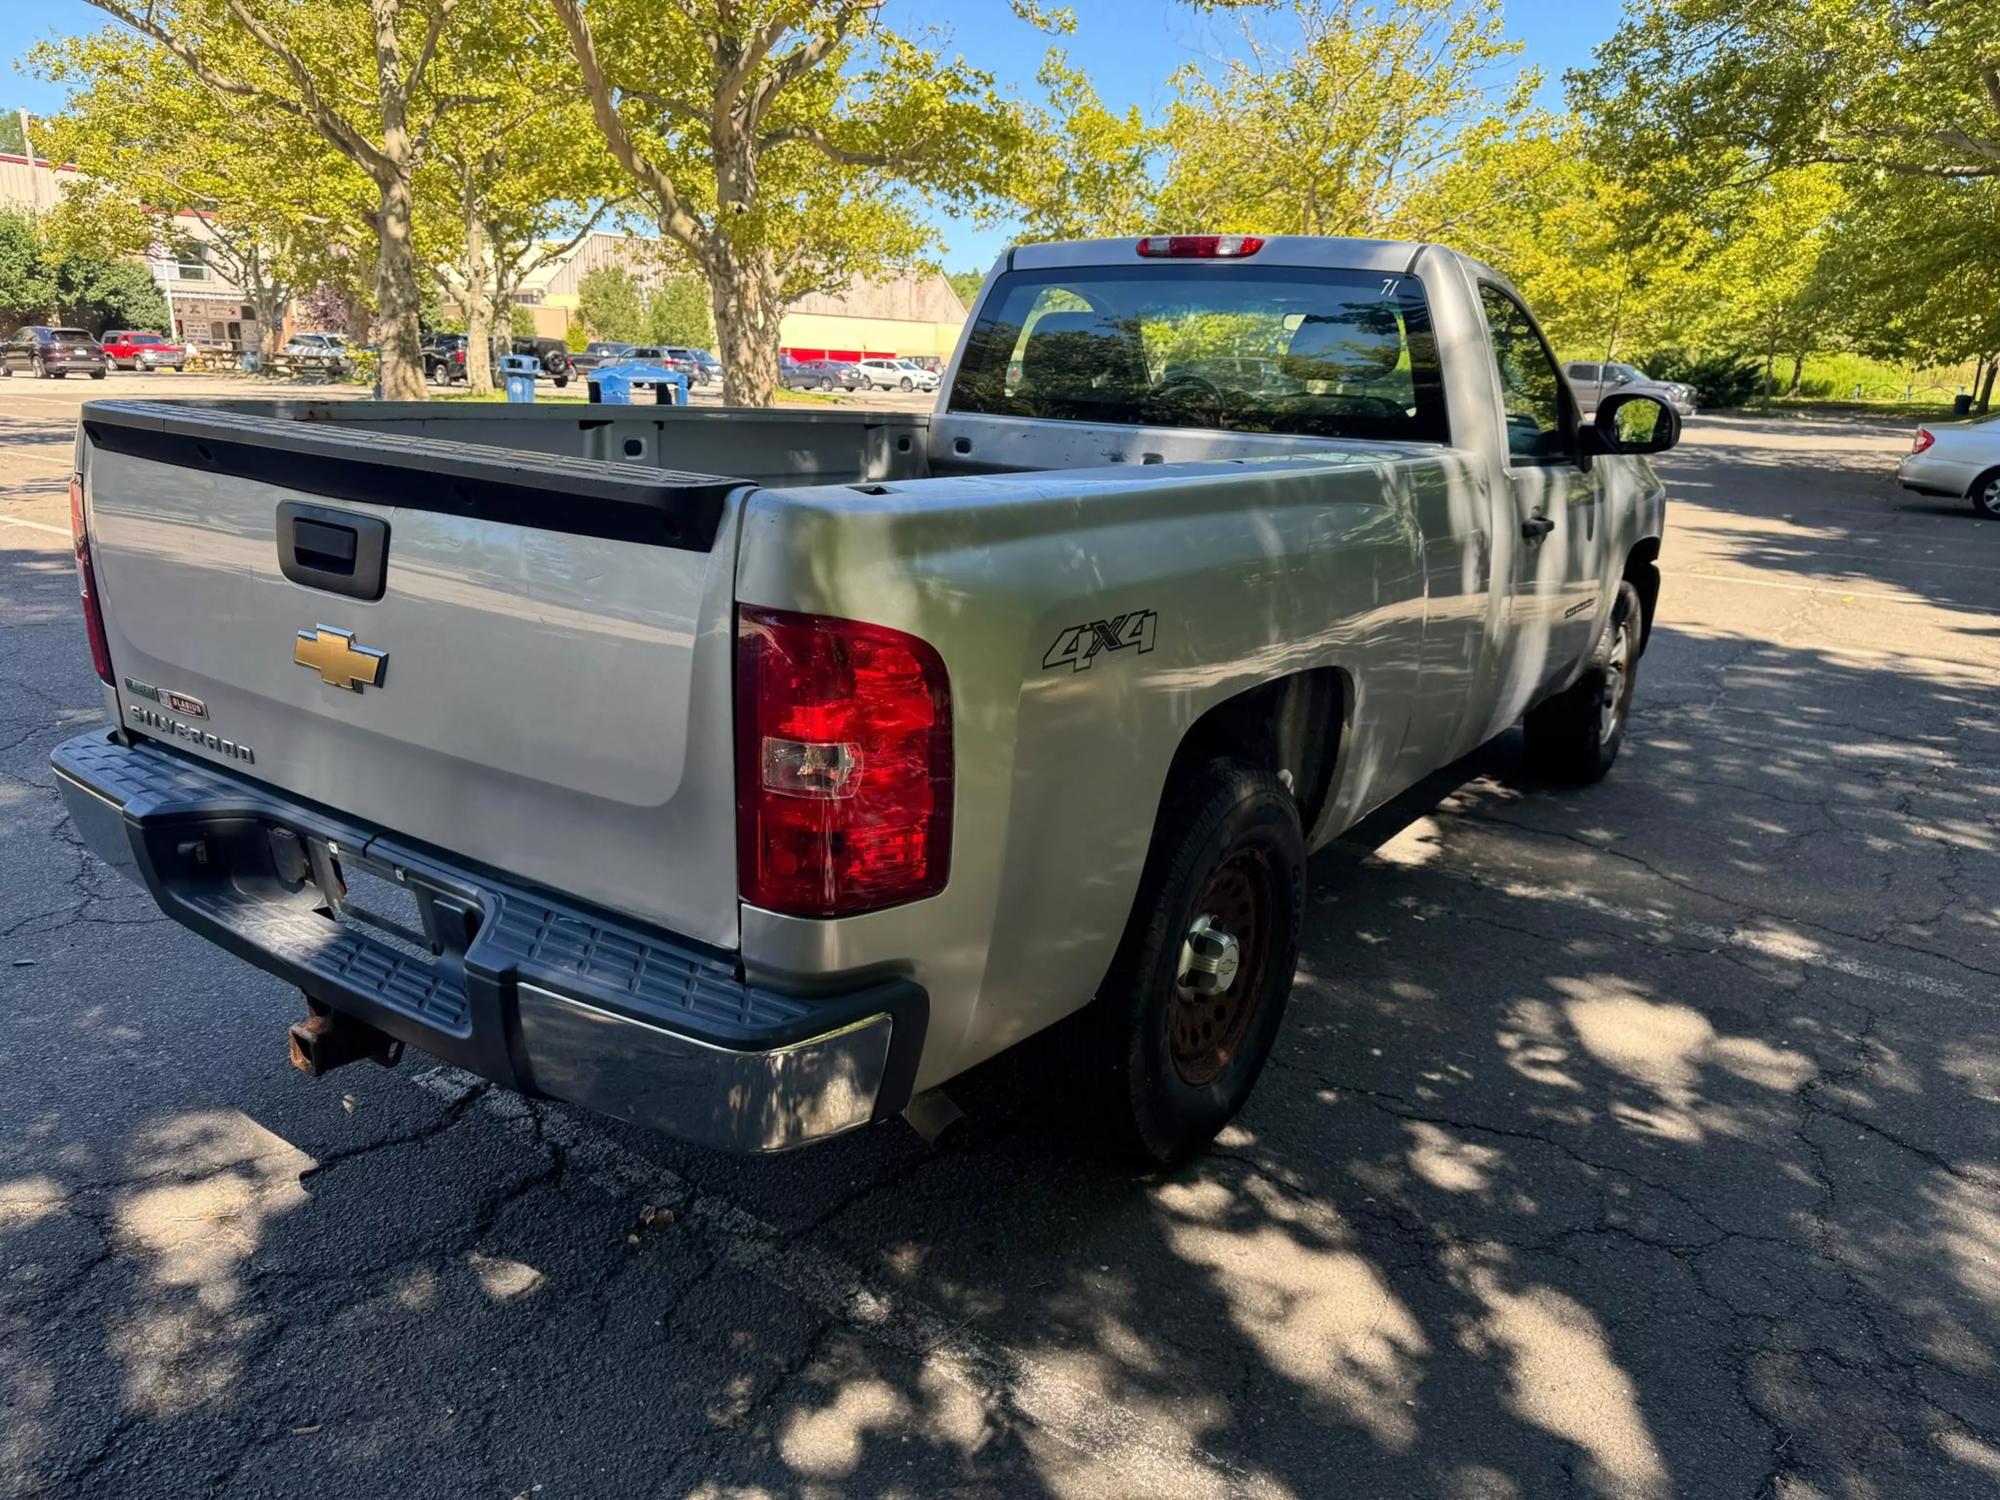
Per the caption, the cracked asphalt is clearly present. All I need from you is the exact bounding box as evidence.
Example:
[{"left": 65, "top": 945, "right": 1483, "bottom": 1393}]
[{"left": 4, "top": 377, "right": 2000, "bottom": 1499}]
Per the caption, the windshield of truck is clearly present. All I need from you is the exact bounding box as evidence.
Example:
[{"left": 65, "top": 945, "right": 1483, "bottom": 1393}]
[{"left": 948, "top": 263, "right": 1447, "bottom": 442}]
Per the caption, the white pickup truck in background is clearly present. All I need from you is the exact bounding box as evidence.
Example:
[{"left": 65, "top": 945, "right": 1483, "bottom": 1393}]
[{"left": 54, "top": 234, "right": 1676, "bottom": 1163}]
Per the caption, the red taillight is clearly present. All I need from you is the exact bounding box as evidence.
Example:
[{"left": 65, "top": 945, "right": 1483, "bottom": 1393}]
[
  {"left": 736, "top": 606, "right": 952, "bottom": 918},
  {"left": 1912, "top": 427, "right": 1935, "bottom": 454},
  {"left": 1136, "top": 234, "right": 1265, "bottom": 258},
  {"left": 70, "top": 476, "right": 114, "bottom": 685}
]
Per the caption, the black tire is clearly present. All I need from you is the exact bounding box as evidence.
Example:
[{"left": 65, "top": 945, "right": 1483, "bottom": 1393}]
[
  {"left": 820, "top": 377, "right": 835, "bottom": 391},
  {"left": 1522, "top": 579, "right": 1643, "bottom": 784},
  {"left": 33, "top": 355, "right": 48, "bottom": 379},
  {"left": 89, "top": 369, "right": 105, "bottom": 380},
  {"left": 899, "top": 376, "right": 914, "bottom": 391},
  {"left": 1969, "top": 467, "right": 2000, "bottom": 519},
  {"left": 1089, "top": 759, "right": 1305, "bottom": 1165},
  {"left": 554, "top": 373, "right": 569, "bottom": 388}
]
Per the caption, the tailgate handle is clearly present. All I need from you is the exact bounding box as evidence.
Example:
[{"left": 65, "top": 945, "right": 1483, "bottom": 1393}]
[{"left": 277, "top": 501, "right": 388, "bottom": 601}]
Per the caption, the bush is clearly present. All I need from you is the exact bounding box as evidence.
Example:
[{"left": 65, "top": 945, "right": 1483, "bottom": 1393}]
[{"left": 1640, "top": 349, "right": 1763, "bottom": 408}]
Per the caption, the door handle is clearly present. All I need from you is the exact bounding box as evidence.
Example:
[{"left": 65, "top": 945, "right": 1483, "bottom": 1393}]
[{"left": 1521, "top": 514, "right": 1556, "bottom": 541}]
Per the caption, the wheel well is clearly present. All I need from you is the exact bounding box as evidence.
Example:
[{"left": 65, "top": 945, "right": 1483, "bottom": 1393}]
[
  {"left": 1158, "top": 668, "right": 1346, "bottom": 836},
  {"left": 1624, "top": 537, "right": 1662, "bottom": 652}
]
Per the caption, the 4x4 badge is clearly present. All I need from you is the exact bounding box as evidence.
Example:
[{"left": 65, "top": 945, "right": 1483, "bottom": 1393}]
[
  {"left": 294, "top": 626, "right": 387, "bottom": 692},
  {"left": 1042, "top": 610, "right": 1158, "bottom": 673}
]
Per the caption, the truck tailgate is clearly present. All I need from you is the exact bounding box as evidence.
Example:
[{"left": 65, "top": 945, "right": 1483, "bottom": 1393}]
[{"left": 77, "top": 401, "right": 746, "bottom": 950}]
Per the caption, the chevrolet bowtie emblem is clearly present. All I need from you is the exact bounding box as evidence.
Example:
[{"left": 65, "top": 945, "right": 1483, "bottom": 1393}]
[{"left": 294, "top": 626, "right": 387, "bottom": 692}]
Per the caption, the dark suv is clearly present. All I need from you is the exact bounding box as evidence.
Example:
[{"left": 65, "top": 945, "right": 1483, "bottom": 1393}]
[
  {"left": 781, "top": 358, "right": 864, "bottom": 392},
  {"left": 422, "top": 334, "right": 573, "bottom": 387},
  {"left": 3, "top": 326, "right": 108, "bottom": 380}
]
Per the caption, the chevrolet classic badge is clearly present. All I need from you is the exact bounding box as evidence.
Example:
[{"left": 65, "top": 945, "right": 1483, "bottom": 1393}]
[{"left": 294, "top": 626, "right": 387, "bottom": 692}]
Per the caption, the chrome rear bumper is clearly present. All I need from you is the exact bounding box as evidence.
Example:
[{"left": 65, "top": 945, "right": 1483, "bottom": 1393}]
[{"left": 52, "top": 729, "right": 924, "bottom": 1153}]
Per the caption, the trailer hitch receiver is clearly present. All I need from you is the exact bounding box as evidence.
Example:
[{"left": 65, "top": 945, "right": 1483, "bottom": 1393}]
[{"left": 287, "top": 996, "right": 405, "bottom": 1077}]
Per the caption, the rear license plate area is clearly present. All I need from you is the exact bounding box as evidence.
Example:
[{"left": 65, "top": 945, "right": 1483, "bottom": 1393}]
[{"left": 283, "top": 833, "right": 482, "bottom": 965}]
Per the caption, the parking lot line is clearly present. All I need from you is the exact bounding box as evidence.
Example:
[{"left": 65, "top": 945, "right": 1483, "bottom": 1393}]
[{"left": 0, "top": 513, "right": 69, "bottom": 537}]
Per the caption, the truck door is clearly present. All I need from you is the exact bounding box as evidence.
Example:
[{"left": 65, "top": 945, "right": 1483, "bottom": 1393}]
[{"left": 1476, "top": 284, "right": 1605, "bottom": 723}]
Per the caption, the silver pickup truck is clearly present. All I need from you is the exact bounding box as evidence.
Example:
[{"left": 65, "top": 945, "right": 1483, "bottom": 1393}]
[{"left": 52, "top": 234, "right": 1675, "bottom": 1163}]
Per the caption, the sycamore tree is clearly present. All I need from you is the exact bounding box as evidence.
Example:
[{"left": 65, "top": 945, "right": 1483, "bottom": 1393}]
[
  {"left": 1574, "top": 0, "right": 2000, "bottom": 189},
  {"left": 80, "top": 0, "right": 503, "bottom": 399},
  {"left": 1006, "top": 48, "right": 1160, "bottom": 241},
  {"left": 1152, "top": 0, "right": 1537, "bottom": 238},
  {"left": 416, "top": 3, "right": 623, "bottom": 393},
  {"left": 33, "top": 29, "right": 372, "bottom": 359},
  {"left": 546, "top": 0, "right": 1026, "bottom": 405}
]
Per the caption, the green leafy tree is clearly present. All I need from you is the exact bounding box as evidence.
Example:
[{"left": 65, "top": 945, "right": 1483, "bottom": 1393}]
[
  {"left": 33, "top": 27, "right": 373, "bottom": 359},
  {"left": 1153, "top": 0, "right": 1538, "bottom": 238},
  {"left": 416, "top": 3, "right": 623, "bottom": 393},
  {"left": 645, "top": 273, "right": 713, "bottom": 347},
  {"left": 549, "top": 0, "right": 1026, "bottom": 404},
  {"left": 52, "top": 254, "right": 171, "bottom": 332},
  {"left": 577, "top": 264, "right": 648, "bottom": 341},
  {"left": 509, "top": 304, "right": 537, "bottom": 339},
  {"left": 0, "top": 111, "right": 29, "bottom": 156},
  {"left": 0, "top": 210, "right": 59, "bottom": 325},
  {"left": 1006, "top": 49, "right": 1159, "bottom": 240},
  {"left": 1574, "top": 1, "right": 2000, "bottom": 191},
  {"left": 565, "top": 312, "right": 588, "bottom": 352},
  {"left": 80, "top": 0, "right": 507, "bottom": 400},
  {"left": 945, "top": 268, "right": 985, "bottom": 308}
]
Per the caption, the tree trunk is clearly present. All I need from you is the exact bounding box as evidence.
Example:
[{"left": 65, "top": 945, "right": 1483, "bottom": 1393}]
[
  {"left": 709, "top": 245, "right": 783, "bottom": 408},
  {"left": 367, "top": 0, "right": 424, "bottom": 401},
  {"left": 460, "top": 175, "right": 494, "bottom": 396},
  {"left": 1787, "top": 350, "right": 1805, "bottom": 397},
  {"left": 371, "top": 169, "right": 426, "bottom": 399},
  {"left": 1980, "top": 356, "right": 1998, "bottom": 415}
]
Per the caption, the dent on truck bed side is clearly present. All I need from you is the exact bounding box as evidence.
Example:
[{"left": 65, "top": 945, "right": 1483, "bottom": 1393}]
[{"left": 733, "top": 453, "right": 1458, "bottom": 1091}]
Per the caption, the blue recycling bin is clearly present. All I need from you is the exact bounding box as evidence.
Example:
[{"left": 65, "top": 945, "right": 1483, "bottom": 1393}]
[
  {"left": 587, "top": 362, "right": 689, "bottom": 406},
  {"left": 499, "top": 353, "right": 539, "bottom": 403}
]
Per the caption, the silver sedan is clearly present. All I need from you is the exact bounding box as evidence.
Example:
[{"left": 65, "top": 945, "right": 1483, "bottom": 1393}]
[{"left": 1898, "top": 417, "right": 2000, "bottom": 517}]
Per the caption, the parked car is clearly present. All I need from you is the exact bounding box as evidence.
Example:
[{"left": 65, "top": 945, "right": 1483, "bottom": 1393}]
[
  {"left": 1564, "top": 360, "right": 1696, "bottom": 418},
  {"left": 1898, "top": 417, "right": 2000, "bottom": 517},
  {"left": 659, "top": 346, "right": 722, "bottom": 386},
  {"left": 857, "top": 358, "right": 940, "bottom": 393},
  {"left": 421, "top": 332, "right": 506, "bottom": 385},
  {"left": 284, "top": 332, "right": 354, "bottom": 376},
  {"left": 54, "top": 232, "right": 1678, "bottom": 1164},
  {"left": 783, "top": 358, "right": 865, "bottom": 392},
  {"left": 101, "top": 330, "right": 188, "bottom": 371},
  {"left": 513, "top": 335, "right": 574, "bottom": 386},
  {"left": 571, "top": 340, "right": 635, "bottom": 375},
  {"left": 2, "top": 326, "right": 108, "bottom": 379}
]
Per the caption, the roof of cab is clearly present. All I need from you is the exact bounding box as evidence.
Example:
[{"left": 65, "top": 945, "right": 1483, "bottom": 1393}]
[{"left": 1008, "top": 235, "right": 1434, "bottom": 275}]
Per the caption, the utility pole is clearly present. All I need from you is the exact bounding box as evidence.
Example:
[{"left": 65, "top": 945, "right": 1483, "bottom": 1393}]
[{"left": 18, "top": 109, "right": 49, "bottom": 211}]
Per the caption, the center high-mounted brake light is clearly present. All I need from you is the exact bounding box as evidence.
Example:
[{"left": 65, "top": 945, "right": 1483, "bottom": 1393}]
[
  {"left": 1911, "top": 427, "right": 1935, "bottom": 454},
  {"left": 736, "top": 606, "right": 953, "bottom": 918},
  {"left": 1136, "top": 234, "right": 1266, "bottom": 259},
  {"left": 69, "top": 475, "right": 114, "bottom": 685}
]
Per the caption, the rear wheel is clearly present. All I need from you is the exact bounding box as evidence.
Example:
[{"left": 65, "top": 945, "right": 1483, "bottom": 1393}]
[
  {"left": 1970, "top": 468, "right": 2000, "bottom": 519},
  {"left": 899, "top": 376, "right": 914, "bottom": 391},
  {"left": 1523, "top": 580, "right": 1643, "bottom": 783},
  {"left": 1088, "top": 759, "right": 1305, "bottom": 1164},
  {"left": 89, "top": 369, "right": 105, "bottom": 380},
  {"left": 32, "top": 354, "right": 48, "bottom": 379}
]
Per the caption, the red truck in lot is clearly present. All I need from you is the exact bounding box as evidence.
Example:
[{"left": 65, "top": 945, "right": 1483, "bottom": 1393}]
[{"left": 100, "top": 330, "right": 189, "bottom": 371}]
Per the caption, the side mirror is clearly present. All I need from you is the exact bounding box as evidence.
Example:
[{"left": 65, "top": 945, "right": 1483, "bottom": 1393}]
[{"left": 1586, "top": 391, "right": 1681, "bottom": 456}]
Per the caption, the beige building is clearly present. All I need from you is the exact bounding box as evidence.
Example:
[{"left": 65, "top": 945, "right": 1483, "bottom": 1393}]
[
  {"left": 1, "top": 150, "right": 265, "bottom": 347},
  {"left": 521, "top": 231, "right": 969, "bottom": 360}
]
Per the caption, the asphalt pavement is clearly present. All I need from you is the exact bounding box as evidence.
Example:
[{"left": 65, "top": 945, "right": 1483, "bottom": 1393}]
[{"left": 3, "top": 375, "right": 1998, "bottom": 1499}]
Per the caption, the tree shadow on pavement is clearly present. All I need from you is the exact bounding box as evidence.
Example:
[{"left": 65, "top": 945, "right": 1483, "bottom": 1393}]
[{"left": 3, "top": 503, "right": 1999, "bottom": 1500}]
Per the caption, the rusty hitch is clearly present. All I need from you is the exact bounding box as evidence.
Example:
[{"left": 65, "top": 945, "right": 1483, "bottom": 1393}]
[{"left": 287, "top": 996, "right": 405, "bottom": 1077}]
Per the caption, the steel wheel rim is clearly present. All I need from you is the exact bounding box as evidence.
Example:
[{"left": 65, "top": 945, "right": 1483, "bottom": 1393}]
[
  {"left": 1169, "top": 853, "right": 1272, "bottom": 1087},
  {"left": 1599, "top": 613, "right": 1635, "bottom": 744}
]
